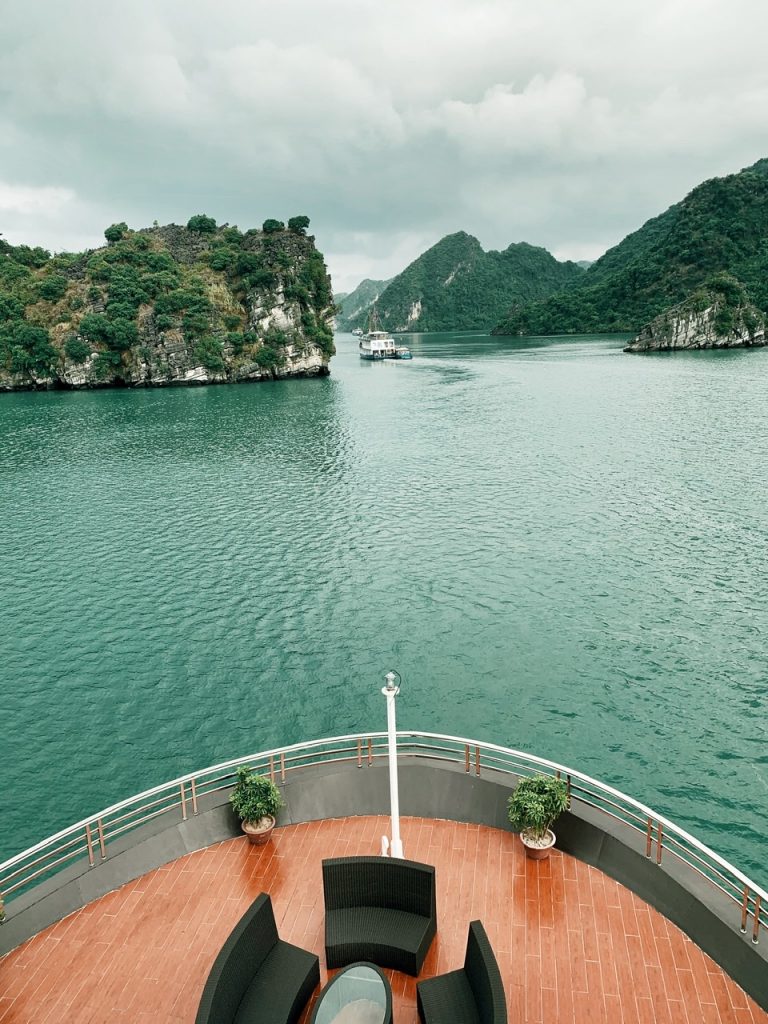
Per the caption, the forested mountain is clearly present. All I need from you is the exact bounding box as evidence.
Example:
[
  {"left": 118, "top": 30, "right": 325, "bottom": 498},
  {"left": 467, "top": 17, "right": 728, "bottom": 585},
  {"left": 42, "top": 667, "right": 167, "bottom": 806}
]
[
  {"left": 493, "top": 158, "right": 768, "bottom": 336},
  {"left": 0, "top": 215, "right": 335, "bottom": 390},
  {"left": 343, "top": 232, "right": 584, "bottom": 332},
  {"left": 335, "top": 277, "right": 391, "bottom": 329}
]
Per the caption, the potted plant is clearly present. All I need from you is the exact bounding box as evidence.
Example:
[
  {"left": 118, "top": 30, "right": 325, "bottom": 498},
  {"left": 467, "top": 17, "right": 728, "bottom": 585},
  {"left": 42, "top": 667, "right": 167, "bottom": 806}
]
[
  {"left": 229, "top": 765, "right": 284, "bottom": 845},
  {"left": 507, "top": 774, "right": 569, "bottom": 860}
]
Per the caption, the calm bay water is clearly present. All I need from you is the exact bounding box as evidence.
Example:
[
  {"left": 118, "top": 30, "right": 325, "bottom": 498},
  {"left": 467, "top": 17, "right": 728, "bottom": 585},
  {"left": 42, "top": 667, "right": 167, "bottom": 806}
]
[{"left": 1, "top": 331, "right": 767, "bottom": 884}]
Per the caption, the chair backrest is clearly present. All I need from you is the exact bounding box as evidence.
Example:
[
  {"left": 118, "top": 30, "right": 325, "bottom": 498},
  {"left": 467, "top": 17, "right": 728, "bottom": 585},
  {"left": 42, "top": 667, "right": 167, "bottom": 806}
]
[
  {"left": 195, "top": 892, "right": 279, "bottom": 1023},
  {"left": 322, "top": 857, "right": 436, "bottom": 919},
  {"left": 463, "top": 920, "right": 507, "bottom": 1024}
]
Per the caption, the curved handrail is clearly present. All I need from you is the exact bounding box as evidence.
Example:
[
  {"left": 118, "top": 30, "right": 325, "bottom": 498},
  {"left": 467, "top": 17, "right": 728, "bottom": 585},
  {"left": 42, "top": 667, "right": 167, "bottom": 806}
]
[{"left": 0, "top": 731, "right": 765, "bottom": 942}]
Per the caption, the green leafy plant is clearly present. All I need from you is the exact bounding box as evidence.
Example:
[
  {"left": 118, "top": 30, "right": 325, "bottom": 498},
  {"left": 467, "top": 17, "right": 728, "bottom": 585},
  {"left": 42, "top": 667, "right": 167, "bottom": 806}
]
[
  {"left": 229, "top": 766, "right": 283, "bottom": 825},
  {"left": 38, "top": 274, "right": 68, "bottom": 302},
  {"left": 64, "top": 336, "right": 92, "bottom": 363},
  {"left": 104, "top": 222, "right": 128, "bottom": 243},
  {"left": 254, "top": 345, "right": 286, "bottom": 369},
  {"left": 187, "top": 214, "right": 217, "bottom": 233},
  {"left": 507, "top": 775, "right": 569, "bottom": 842},
  {"left": 5, "top": 323, "right": 58, "bottom": 376},
  {"left": 192, "top": 335, "right": 225, "bottom": 371},
  {"left": 288, "top": 215, "right": 310, "bottom": 235}
]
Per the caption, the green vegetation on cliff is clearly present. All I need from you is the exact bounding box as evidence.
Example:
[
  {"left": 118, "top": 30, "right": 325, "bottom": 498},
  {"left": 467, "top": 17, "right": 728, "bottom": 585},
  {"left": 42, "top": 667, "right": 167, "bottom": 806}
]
[
  {"left": 0, "top": 216, "right": 335, "bottom": 389},
  {"left": 493, "top": 158, "right": 768, "bottom": 336},
  {"left": 348, "top": 232, "right": 584, "bottom": 333}
]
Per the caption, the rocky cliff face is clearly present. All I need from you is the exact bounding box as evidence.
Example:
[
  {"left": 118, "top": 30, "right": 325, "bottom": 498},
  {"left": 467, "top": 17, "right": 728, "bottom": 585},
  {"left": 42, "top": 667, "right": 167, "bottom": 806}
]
[
  {"left": 0, "top": 220, "right": 335, "bottom": 390},
  {"left": 625, "top": 277, "right": 766, "bottom": 352}
]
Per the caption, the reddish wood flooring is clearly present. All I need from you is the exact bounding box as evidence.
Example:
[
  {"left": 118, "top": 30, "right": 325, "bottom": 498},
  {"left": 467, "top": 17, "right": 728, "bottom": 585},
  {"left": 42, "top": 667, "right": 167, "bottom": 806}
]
[{"left": 0, "top": 816, "right": 765, "bottom": 1023}]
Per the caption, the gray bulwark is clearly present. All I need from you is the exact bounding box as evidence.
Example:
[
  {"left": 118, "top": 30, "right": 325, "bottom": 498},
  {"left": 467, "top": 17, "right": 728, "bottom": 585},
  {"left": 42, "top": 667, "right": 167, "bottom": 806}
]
[{"left": 1, "top": 756, "right": 766, "bottom": 1011}]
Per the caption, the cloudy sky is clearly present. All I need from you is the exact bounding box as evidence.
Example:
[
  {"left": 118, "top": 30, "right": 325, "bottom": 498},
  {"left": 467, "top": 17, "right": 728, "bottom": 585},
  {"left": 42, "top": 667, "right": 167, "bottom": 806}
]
[{"left": 2, "top": 0, "right": 768, "bottom": 292}]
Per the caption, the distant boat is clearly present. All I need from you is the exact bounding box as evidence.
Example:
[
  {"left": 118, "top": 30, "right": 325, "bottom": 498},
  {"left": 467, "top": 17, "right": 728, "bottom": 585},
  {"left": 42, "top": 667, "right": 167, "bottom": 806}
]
[
  {"left": 359, "top": 306, "right": 397, "bottom": 360},
  {"left": 352, "top": 328, "right": 363, "bottom": 337}
]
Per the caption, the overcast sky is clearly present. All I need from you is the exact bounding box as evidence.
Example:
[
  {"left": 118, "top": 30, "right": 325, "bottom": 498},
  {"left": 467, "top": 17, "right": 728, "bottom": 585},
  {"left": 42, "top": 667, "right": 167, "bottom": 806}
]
[{"left": 2, "top": 0, "right": 768, "bottom": 292}]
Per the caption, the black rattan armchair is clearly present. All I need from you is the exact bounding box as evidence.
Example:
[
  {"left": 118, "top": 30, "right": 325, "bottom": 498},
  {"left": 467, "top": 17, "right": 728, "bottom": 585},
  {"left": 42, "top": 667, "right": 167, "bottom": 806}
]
[
  {"left": 416, "top": 920, "right": 507, "bottom": 1024},
  {"left": 195, "top": 892, "right": 320, "bottom": 1024},
  {"left": 322, "top": 856, "right": 437, "bottom": 976}
]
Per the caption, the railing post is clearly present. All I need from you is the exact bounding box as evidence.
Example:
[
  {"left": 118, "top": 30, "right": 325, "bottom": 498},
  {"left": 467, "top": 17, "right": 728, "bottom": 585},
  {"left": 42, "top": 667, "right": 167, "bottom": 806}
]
[
  {"left": 269, "top": 756, "right": 275, "bottom": 784},
  {"left": 97, "top": 818, "right": 106, "bottom": 860},
  {"left": 357, "top": 737, "right": 363, "bottom": 767},
  {"left": 566, "top": 774, "right": 572, "bottom": 807},
  {"left": 742, "top": 885, "right": 750, "bottom": 933},
  {"left": 474, "top": 746, "right": 481, "bottom": 777},
  {"left": 753, "top": 895, "right": 762, "bottom": 944},
  {"left": 191, "top": 778, "right": 198, "bottom": 815},
  {"left": 656, "top": 822, "right": 663, "bottom": 864},
  {"left": 85, "top": 823, "right": 95, "bottom": 867},
  {"left": 180, "top": 782, "right": 188, "bottom": 821},
  {"left": 464, "top": 745, "right": 470, "bottom": 773},
  {"left": 646, "top": 817, "right": 653, "bottom": 858},
  {"left": 280, "top": 752, "right": 286, "bottom": 783},
  {"left": 367, "top": 738, "right": 373, "bottom": 766}
]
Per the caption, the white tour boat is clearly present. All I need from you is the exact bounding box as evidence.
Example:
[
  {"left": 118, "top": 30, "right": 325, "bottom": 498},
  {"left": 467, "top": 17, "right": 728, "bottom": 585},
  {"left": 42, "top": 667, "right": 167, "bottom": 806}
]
[{"left": 359, "top": 307, "right": 411, "bottom": 360}]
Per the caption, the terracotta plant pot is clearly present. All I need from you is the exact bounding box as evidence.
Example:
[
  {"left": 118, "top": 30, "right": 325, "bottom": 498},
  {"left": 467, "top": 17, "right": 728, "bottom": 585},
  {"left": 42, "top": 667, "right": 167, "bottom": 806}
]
[
  {"left": 520, "top": 829, "right": 556, "bottom": 860},
  {"left": 241, "top": 815, "right": 276, "bottom": 846}
]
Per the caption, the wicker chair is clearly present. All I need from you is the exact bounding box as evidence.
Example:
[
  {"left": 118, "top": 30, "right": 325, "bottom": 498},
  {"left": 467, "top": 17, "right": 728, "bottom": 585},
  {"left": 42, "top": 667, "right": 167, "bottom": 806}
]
[
  {"left": 322, "top": 856, "right": 437, "bottom": 976},
  {"left": 195, "top": 892, "right": 320, "bottom": 1024},
  {"left": 416, "top": 920, "right": 507, "bottom": 1024}
]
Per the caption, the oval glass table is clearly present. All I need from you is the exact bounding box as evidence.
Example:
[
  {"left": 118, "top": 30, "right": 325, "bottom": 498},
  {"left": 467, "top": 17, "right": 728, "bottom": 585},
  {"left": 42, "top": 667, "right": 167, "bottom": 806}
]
[{"left": 310, "top": 961, "right": 393, "bottom": 1024}]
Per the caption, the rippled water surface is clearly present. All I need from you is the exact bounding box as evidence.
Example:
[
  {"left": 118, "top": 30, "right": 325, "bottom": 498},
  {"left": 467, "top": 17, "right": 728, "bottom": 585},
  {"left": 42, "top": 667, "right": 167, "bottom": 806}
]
[{"left": 1, "top": 332, "right": 767, "bottom": 882}]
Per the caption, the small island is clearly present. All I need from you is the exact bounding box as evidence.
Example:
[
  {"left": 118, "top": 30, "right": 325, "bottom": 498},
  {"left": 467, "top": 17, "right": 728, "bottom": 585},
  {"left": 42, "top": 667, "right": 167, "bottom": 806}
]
[
  {"left": 0, "top": 215, "right": 335, "bottom": 391},
  {"left": 625, "top": 275, "right": 767, "bottom": 353}
]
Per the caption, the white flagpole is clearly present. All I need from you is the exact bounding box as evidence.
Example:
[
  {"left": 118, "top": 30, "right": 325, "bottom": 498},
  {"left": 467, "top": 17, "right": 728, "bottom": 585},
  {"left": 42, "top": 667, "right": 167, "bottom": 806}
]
[{"left": 382, "top": 671, "right": 404, "bottom": 858}]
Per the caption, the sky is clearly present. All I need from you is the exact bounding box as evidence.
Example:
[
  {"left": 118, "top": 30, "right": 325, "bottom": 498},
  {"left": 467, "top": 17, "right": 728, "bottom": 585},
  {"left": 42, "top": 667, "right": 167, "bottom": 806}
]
[{"left": 2, "top": 0, "right": 768, "bottom": 292}]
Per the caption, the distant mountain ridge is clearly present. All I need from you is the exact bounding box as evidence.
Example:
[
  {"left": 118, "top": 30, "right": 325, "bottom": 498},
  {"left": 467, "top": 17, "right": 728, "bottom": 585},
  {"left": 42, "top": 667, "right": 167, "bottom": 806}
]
[
  {"left": 493, "top": 158, "right": 768, "bottom": 336},
  {"left": 343, "top": 232, "right": 584, "bottom": 333},
  {"left": 335, "top": 278, "right": 391, "bottom": 330}
]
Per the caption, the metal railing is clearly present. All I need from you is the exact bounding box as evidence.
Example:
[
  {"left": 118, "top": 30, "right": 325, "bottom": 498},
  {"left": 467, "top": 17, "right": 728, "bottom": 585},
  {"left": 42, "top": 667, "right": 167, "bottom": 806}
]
[{"left": 1, "top": 731, "right": 766, "bottom": 944}]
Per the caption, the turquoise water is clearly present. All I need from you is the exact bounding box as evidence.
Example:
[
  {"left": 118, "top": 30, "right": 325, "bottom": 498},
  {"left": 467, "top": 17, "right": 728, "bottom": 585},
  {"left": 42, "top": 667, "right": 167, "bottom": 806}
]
[{"left": 1, "top": 332, "right": 767, "bottom": 885}]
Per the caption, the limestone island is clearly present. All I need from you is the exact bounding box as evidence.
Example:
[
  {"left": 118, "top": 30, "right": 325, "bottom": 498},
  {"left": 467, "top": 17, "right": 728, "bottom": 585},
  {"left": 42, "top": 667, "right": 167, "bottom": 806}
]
[
  {"left": 0, "top": 215, "right": 335, "bottom": 391},
  {"left": 625, "top": 274, "right": 766, "bottom": 353}
]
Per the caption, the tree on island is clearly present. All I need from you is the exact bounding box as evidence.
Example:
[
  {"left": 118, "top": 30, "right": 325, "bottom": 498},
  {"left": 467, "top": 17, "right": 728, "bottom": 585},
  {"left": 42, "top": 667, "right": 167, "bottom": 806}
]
[
  {"left": 38, "top": 275, "right": 68, "bottom": 302},
  {"left": 262, "top": 219, "right": 285, "bottom": 233},
  {"left": 187, "top": 214, "right": 217, "bottom": 233},
  {"left": 288, "top": 215, "right": 310, "bottom": 235},
  {"left": 104, "top": 222, "right": 128, "bottom": 243}
]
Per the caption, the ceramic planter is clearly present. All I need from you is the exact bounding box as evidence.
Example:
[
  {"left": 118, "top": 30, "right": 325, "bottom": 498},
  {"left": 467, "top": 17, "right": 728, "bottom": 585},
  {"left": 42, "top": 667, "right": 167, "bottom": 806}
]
[
  {"left": 520, "top": 828, "right": 556, "bottom": 860},
  {"left": 241, "top": 815, "right": 276, "bottom": 846}
]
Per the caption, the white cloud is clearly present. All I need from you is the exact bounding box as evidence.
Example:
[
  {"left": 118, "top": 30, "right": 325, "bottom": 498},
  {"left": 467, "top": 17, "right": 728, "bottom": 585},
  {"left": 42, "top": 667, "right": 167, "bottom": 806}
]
[
  {"left": 427, "top": 74, "right": 613, "bottom": 158},
  {"left": 327, "top": 230, "right": 439, "bottom": 293},
  {"left": 0, "top": 182, "right": 75, "bottom": 215},
  {"left": 1, "top": 0, "right": 768, "bottom": 290}
]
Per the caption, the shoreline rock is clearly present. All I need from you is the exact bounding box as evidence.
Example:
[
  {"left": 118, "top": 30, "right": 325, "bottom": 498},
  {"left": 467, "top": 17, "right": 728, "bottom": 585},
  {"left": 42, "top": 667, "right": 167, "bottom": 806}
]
[{"left": 625, "top": 278, "right": 767, "bottom": 353}]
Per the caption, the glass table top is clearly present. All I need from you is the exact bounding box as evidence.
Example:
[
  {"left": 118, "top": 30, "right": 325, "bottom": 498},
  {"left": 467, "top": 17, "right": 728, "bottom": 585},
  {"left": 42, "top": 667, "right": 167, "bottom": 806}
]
[{"left": 313, "top": 963, "right": 389, "bottom": 1024}]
